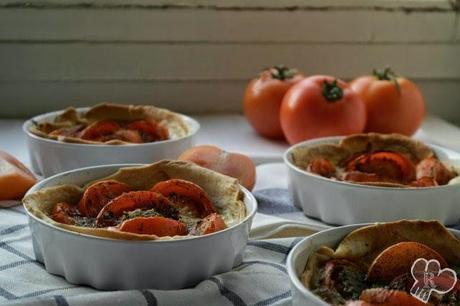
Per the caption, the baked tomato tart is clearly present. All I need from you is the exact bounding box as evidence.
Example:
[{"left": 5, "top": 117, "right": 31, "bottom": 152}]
[
  {"left": 23, "top": 160, "right": 246, "bottom": 240},
  {"left": 29, "top": 103, "right": 190, "bottom": 144},
  {"left": 302, "top": 220, "right": 460, "bottom": 306},
  {"left": 291, "top": 133, "right": 458, "bottom": 187}
]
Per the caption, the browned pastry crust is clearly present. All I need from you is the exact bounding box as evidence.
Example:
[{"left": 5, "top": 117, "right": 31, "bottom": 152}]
[{"left": 29, "top": 103, "right": 190, "bottom": 145}]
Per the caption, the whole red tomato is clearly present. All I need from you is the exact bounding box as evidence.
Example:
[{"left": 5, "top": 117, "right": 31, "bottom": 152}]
[
  {"left": 280, "top": 75, "right": 366, "bottom": 145},
  {"left": 244, "top": 65, "right": 303, "bottom": 139},
  {"left": 350, "top": 67, "right": 425, "bottom": 136}
]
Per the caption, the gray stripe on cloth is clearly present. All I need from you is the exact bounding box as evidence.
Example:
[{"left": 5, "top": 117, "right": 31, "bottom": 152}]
[
  {"left": 53, "top": 295, "right": 69, "bottom": 306},
  {"left": 209, "top": 277, "right": 247, "bottom": 306},
  {"left": 0, "top": 259, "right": 32, "bottom": 271},
  {"left": 140, "top": 290, "right": 157, "bottom": 306},
  {"left": 0, "top": 242, "right": 34, "bottom": 261},
  {"left": 251, "top": 290, "right": 291, "bottom": 306},
  {"left": 281, "top": 237, "right": 304, "bottom": 264},
  {"left": 246, "top": 241, "right": 290, "bottom": 255},
  {"left": 0, "top": 224, "right": 28, "bottom": 236},
  {"left": 253, "top": 189, "right": 299, "bottom": 215},
  {"left": 237, "top": 261, "right": 286, "bottom": 274},
  {"left": 0, "top": 287, "right": 16, "bottom": 300}
]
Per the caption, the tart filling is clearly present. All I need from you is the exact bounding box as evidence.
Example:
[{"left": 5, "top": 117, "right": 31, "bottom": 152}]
[
  {"left": 291, "top": 133, "right": 458, "bottom": 187},
  {"left": 302, "top": 220, "right": 460, "bottom": 305},
  {"left": 29, "top": 103, "right": 190, "bottom": 144},
  {"left": 23, "top": 160, "right": 246, "bottom": 240}
]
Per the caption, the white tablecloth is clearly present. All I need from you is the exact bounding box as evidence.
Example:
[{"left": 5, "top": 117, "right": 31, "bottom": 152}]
[{"left": 0, "top": 114, "right": 460, "bottom": 305}]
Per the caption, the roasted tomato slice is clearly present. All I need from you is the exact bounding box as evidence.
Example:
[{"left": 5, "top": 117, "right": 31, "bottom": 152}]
[
  {"left": 79, "top": 120, "right": 120, "bottom": 141},
  {"left": 112, "top": 129, "right": 143, "bottom": 143},
  {"left": 79, "top": 180, "right": 131, "bottom": 217},
  {"left": 307, "top": 158, "right": 336, "bottom": 178},
  {"left": 342, "top": 171, "right": 382, "bottom": 183},
  {"left": 359, "top": 289, "right": 428, "bottom": 306},
  {"left": 51, "top": 202, "right": 80, "bottom": 225},
  {"left": 345, "top": 151, "right": 416, "bottom": 183},
  {"left": 367, "top": 242, "right": 447, "bottom": 283},
  {"left": 195, "top": 213, "right": 227, "bottom": 235},
  {"left": 151, "top": 179, "right": 216, "bottom": 218},
  {"left": 95, "top": 191, "right": 178, "bottom": 227},
  {"left": 126, "top": 120, "right": 168, "bottom": 142},
  {"left": 118, "top": 216, "right": 187, "bottom": 237},
  {"left": 416, "top": 157, "right": 455, "bottom": 185}
]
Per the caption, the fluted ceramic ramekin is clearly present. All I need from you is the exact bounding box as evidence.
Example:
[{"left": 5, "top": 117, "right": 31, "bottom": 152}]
[
  {"left": 286, "top": 224, "right": 460, "bottom": 305},
  {"left": 24, "top": 164, "right": 257, "bottom": 290},
  {"left": 23, "top": 107, "right": 200, "bottom": 177},
  {"left": 284, "top": 136, "right": 460, "bottom": 225}
]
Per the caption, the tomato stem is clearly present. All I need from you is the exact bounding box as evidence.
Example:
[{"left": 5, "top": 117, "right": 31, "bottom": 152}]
[
  {"left": 269, "top": 65, "right": 297, "bottom": 81},
  {"left": 322, "top": 79, "right": 343, "bottom": 102},
  {"left": 373, "top": 66, "right": 401, "bottom": 94}
]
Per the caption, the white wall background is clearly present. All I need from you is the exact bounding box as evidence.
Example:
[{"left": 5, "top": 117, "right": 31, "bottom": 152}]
[{"left": 0, "top": 0, "right": 460, "bottom": 124}]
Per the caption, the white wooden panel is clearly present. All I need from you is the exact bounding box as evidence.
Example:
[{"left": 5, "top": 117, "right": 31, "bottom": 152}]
[
  {"left": 0, "top": 0, "right": 452, "bottom": 9},
  {"left": 456, "top": 14, "right": 460, "bottom": 41},
  {"left": 0, "top": 80, "right": 459, "bottom": 124},
  {"left": 0, "top": 43, "right": 459, "bottom": 81},
  {"left": 0, "top": 9, "right": 455, "bottom": 43},
  {"left": 371, "top": 11, "right": 456, "bottom": 42},
  {"left": 0, "top": 81, "right": 244, "bottom": 117},
  {"left": 416, "top": 80, "right": 460, "bottom": 123}
]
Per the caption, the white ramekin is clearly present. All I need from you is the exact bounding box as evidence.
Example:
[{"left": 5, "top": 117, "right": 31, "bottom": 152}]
[
  {"left": 284, "top": 136, "right": 460, "bottom": 226},
  {"left": 23, "top": 108, "right": 200, "bottom": 177},
  {"left": 24, "top": 164, "right": 257, "bottom": 290},
  {"left": 286, "top": 224, "right": 460, "bottom": 306}
]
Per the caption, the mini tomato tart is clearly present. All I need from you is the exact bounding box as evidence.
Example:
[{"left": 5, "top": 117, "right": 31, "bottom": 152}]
[
  {"left": 29, "top": 103, "right": 190, "bottom": 144},
  {"left": 291, "top": 133, "right": 458, "bottom": 187},
  {"left": 302, "top": 220, "right": 460, "bottom": 306},
  {"left": 23, "top": 160, "right": 246, "bottom": 240}
]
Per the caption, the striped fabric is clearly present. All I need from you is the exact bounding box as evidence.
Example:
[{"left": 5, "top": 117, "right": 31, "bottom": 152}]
[
  {"left": 5, "top": 188, "right": 456, "bottom": 305},
  {"left": 0, "top": 189, "right": 316, "bottom": 306}
]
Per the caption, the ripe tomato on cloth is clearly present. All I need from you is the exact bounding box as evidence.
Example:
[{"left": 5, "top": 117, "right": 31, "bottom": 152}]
[
  {"left": 280, "top": 75, "right": 366, "bottom": 145},
  {"left": 350, "top": 67, "right": 425, "bottom": 136},
  {"left": 0, "top": 150, "right": 37, "bottom": 200},
  {"left": 243, "top": 65, "right": 303, "bottom": 140}
]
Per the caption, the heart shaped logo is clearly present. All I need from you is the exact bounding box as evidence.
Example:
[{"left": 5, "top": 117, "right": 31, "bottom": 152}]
[{"left": 410, "top": 258, "right": 457, "bottom": 303}]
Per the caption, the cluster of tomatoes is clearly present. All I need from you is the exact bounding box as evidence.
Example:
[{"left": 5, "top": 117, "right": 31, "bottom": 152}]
[{"left": 243, "top": 66, "right": 425, "bottom": 145}]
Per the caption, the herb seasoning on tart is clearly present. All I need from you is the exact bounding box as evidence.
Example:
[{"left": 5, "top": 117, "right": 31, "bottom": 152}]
[
  {"left": 291, "top": 133, "right": 458, "bottom": 188},
  {"left": 29, "top": 103, "right": 190, "bottom": 144},
  {"left": 23, "top": 160, "right": 246, "bottom": 240},
  {"left": 302, "top": 220, "right": 460, "bottom": 306}
]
